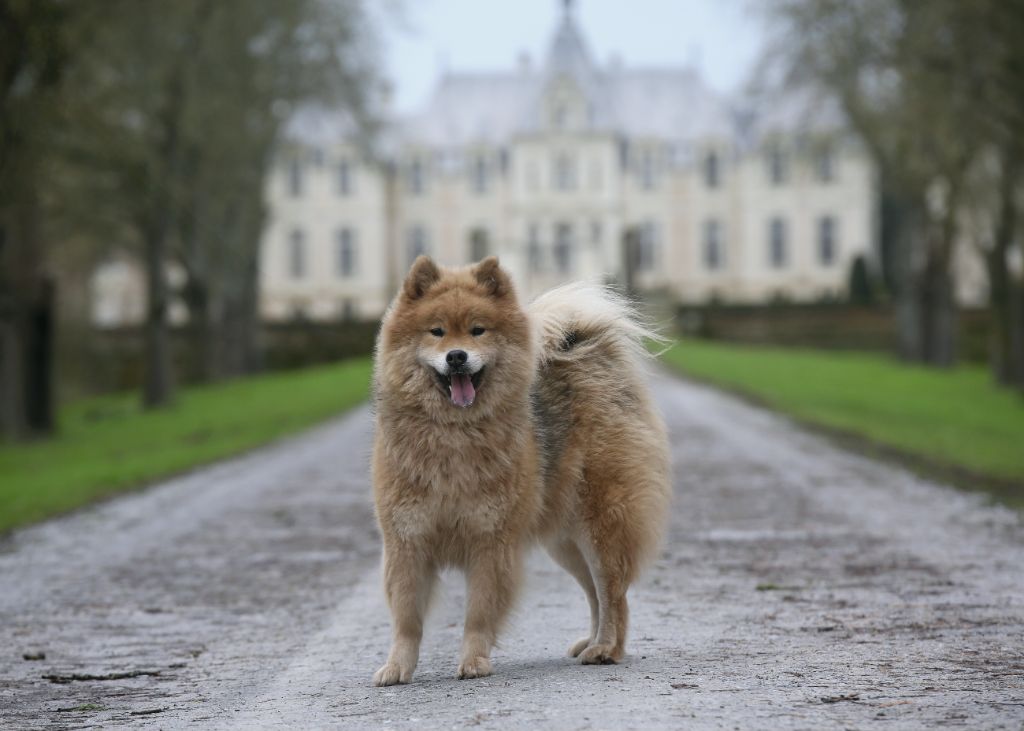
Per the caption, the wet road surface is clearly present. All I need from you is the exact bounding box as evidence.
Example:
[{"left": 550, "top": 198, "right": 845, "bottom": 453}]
[{"left": 2, "top": 373, "right": 1023, "bottom": 729}]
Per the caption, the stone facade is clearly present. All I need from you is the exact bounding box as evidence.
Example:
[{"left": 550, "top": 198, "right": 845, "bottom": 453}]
[
  {"left": 91, "top": 6, "right": 888, "bottom": 327},
  {"left": 260, "top": 7, "right": 877, "bottom": 321}
]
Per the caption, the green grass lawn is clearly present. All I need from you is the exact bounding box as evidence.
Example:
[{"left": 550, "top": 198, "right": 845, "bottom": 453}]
[
  {"left": 0, "top": 358, "right": 373, "bottom": 534},
  {"left": 660, "top": 339, "right": 1024, "bottom": 492}
]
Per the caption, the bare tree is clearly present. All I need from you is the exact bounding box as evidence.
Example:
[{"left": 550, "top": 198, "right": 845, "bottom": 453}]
[
  {"left": 762, "top": 0, "right": 989, "bottom": 367},
  {"left": 60, "top": 0, "right": 382, "bottom": 404},
  {"left": 0, "top": 0, "right": 72, "bottom": 437},
  {"left": 173, "top": 0, "right": 382, "bottom": 382}
]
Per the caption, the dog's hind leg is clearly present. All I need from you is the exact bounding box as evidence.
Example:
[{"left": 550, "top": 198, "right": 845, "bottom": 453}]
[
  {"left": 546, "top": 539, "right": 599, "bottom": 657},
  {"left": 457, "top": 542, "right": 523, "bottom": 680},
  {"left": 373, "top": 544, "right": 437, "bottom": 687},
  {"left": 576, "top": 533, "right": 632, "bottom": 665}
]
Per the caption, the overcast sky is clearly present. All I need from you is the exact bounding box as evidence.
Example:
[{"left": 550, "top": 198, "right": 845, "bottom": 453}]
[{"left": 377, "top": 0, "right": 766, "bottom": 114}]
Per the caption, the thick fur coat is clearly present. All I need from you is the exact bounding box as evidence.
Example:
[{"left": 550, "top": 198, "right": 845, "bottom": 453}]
[{"left": 371, "top": 256, "right": 670, "bottom": 686}]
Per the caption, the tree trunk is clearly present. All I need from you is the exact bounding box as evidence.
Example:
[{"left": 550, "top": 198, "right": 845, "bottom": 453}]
[
  {"left": 0, "top": 189, "right": 55, "bottom": 438},
  {"left": 0, "top": 315, "right": 24, "bottom": 439},
  {"left": 891, "top": 201, "right": 925, "bottom": 361},
  {"left": 140, "top": 44, "right": 191, "bottom": 408},
  {"left": 25, "top": 275, "right": 55, "bottom": 432},
  {"left": 918, "top": 254, "right": 956, "bottom": 367},
  {"left": 183, "top": 276, "right": 217, "bottom": 383},
  {"left": 142, "top": 219, "right": 174, "bottom": 408},
  {"left": 892, "top": 183, "right": 959, "bottom": 368},
  {"left": 987, "top": 148, "right": 1022, "bottom": 387},
  {"left": 1010, "top": 280, "right": 1024, "bottom": 390}
]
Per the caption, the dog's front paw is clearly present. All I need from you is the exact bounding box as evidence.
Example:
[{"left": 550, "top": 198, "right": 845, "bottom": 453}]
[
  {"left": 568, "top": 636, "right": 593, "bottom": 658},
  {"left": 373, "top": 661, "right": 413, "bottom": 686},
  {"left": 578, "top": 644, "right": 622, "bottom": 665},
  {"left": 457, "top": 656, "right": 492, "bottom": 679}
]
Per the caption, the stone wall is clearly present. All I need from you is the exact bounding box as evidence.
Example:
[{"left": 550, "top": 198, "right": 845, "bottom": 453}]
[{"left": 676, "top": 304, "right": 991, "bottom": 363}]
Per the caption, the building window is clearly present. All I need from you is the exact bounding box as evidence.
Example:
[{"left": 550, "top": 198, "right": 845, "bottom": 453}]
[
  {"left": 407, "top": 225, "right": 429, "bottom": 266},
  {"left": 288, "top": 158, "right": 303, "bottom": 197},
  {"left": 288, "top": 229, "right": 306, "bottom": 278},
  {"left": 588, "top": 158, "right": 603, "bottom": 191},
  {"left": 703, "top": 219, "right": 723, "bottom": 270},
  {"left": 527, "top": 224, "right": 542, "bottom": 273},
  {"left": 552, "top": 103, "right": 568, "bottom": 129},
  {"left": 407, "top": 158, "right": 425, "bottom": 195},
  {"left": 469, "top": 228, "right": 489, "bottom": 261},
  {"left": 704, "top": 151, "right": 720, "bottom": 188},
  {"left": 336, "top": 228, "right": 356, "bottom": 277},
  {"left": 816, "top": 145, "right": 835, "bottom": 183},
  {"left": 768, "top": 217, "right": 788, "bottom": 268},
  {"left": 553, "top": 223, "right": 573, "bottom": 274},
  {"left": 554, "top": 153, "right": 576, "bottom": 191},
  {"left": 638, "top": 149, "right": 657, "bottom": 190},
  {"left": 636, "top": 221, "right": 658, "bottom": 272},
  {"left": 526, "top": 160, "right": 540, "bottom": 192},
  {"left": 471, "top": 155, "right": 488, "bottom": 194},
  {"left": 767, "top": 143, "right": 788, "bottom": 185},
  {"left": 337, "top": 159, "right": 354, "bottom": 196},
  {"left": 818, "top": 216, "right": 838, "bottom": 266}
]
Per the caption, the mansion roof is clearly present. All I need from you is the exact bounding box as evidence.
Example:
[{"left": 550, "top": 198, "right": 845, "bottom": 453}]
[{"left": 285, "top": 5, "right": 845, "bottom": 155}]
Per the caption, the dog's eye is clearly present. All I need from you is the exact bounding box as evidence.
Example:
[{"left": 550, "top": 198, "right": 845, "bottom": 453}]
[
  {"left": 429, "top": 327, "right": 444, "bottom": 337},
  {"left": 470, "top": 326, "right": 485, "bottom": 337}
]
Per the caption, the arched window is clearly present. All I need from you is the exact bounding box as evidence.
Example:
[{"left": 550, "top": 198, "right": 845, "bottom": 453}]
[
  {"left": 553, "top": 153, "right": 576, "bottom": 191},
  {"left": 767, "top": 144, "right": 788, "bottom": 185},
  {"left": 407, "top": 226, "right": 429, "bottom": 266},
  {"left": 638, "top": 149, "right": 657, "bottom": 190},
  {"left": 288, "top": 157, "right": 303, "bottom": 197},
  {"left": 527, "top": 224, "right": 542, "bottom": 273},
  {"left": 288, "top": 229, "right": 306, "bottom": 278},
  {"left": 704, "top": 151, "right": 720, "bottom": 189},
  {"left": 703, "top": 219, "right": 724, "bottom": 270},
  {"left": 336, "top": 228, "right": 357, "bottom": 277},
  {"left": 816, "top": 144, "right": 836, "bottom": 183},
  {"left": 768, "top": 217, "right": 788, "bottom": 268},
  {"left": 818, "top": 216, "right": 838, "bottom": 265},
  {"left": 337, "top": 159, "right": 355, "bottom": 196},
  {"left": 636, "top": 221, "right": 658, "bottom": 271},
  {"left": 407, "top": 158, "right": 426, "bottom": 195},
  {"left": 468, "top": 228, "right": 489, "bottom": 262},
  {"left": 553, "top": 223, "right": 573, "bottom": 274},
  {"left": 471, "top": 155, "right": 488, "bottom": 194}
]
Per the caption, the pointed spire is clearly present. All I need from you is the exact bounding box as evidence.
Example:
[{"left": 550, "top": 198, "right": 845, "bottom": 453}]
[{"left": 547, "top": 0, "right": 591, "bottom": 75}]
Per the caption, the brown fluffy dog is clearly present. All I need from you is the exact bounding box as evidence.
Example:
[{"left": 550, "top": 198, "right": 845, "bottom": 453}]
[{"left": 371, "top": 256, "right": 670, "bottom": 686}]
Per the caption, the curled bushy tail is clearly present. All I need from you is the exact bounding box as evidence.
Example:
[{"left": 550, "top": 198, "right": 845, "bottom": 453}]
[{"left": 528, "top": 282, "right": 667, "bottom": 368}]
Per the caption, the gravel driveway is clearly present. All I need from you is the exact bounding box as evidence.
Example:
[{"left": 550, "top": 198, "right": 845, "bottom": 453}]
[{"left": 2, "top": 372, "right": 1023, "bottom": 729}]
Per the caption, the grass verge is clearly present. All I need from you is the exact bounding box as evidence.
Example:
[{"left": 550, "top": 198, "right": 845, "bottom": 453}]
[
  {"left": 0, "top": 358, "right": 373, "bottom": 534},
  {"left": 660, "top": 340, "right": 1024, "bottom": 503}
]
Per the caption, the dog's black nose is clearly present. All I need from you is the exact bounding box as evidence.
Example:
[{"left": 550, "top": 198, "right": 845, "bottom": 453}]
[{"left": 446, "top": 349, "right": 468, "bottom": 367}]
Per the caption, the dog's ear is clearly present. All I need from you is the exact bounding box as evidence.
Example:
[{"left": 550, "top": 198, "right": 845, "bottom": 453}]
[
  {"left": 403, "top": 256, "right": 441, "bottom": 300},
  {"left": 473, "top": 256, "right": 511, "bottom": 298}
]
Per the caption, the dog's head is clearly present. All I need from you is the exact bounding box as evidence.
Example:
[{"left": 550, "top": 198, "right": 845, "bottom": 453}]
[{"left": 377, "top": 256, "right": 533, "bottom": 418}]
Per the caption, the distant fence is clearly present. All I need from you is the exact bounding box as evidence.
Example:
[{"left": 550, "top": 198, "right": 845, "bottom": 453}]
[
  {"left": 58, "top": 320, "right": 380, "bottom": 398},
  {"left": 675, "top": 304, "right": 991, "bottom": 362}
]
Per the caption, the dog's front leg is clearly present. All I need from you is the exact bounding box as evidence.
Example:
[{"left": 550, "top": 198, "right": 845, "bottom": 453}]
[
  {"left": 373, "top": 542, "right": 436, "bottom": 687},
  {"left": 458, "top": 542, "right": 522, "bottom": 679}
]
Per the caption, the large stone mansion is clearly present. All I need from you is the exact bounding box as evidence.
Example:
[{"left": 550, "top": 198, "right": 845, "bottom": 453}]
[{"left": 93, "top": 4, "right": 880, "bottom": 326}]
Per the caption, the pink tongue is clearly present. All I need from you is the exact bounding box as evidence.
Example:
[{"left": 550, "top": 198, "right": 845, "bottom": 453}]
[{"left": 450, "top": 373, "right": 476, "bottom": 407}]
